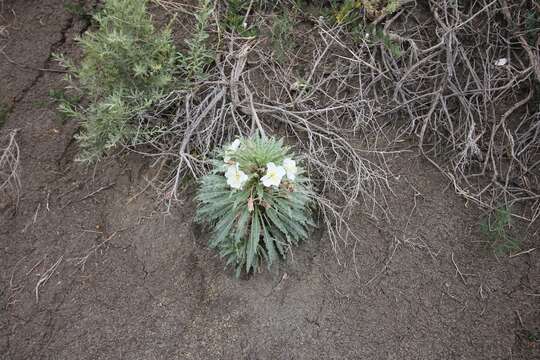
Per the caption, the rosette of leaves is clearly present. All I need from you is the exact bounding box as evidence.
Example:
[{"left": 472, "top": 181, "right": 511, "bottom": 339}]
[{"left": 195, "top": 136, "right": 316, "bottom": 276}]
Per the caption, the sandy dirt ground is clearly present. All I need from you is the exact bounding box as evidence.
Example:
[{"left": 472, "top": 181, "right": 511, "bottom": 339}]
[{"left": 0, "top": 1, "right": 538, "bottom": 359}]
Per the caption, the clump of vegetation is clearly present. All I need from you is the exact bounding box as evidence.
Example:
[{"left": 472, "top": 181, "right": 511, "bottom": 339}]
[
  {"left": 180, "top": 0, "right": 214, "bottom": 81},
  {"left": 71, "top": 0, "right": 176, "bottom": 96},
  {"left": 64, "top": 1, "right": 93, "bottom": 23},
  {"left": 335, "top": 0, "right": 399, "bottom": 23},
  {"left": 49, "top": 89, "right": 81, "bottom": 106},
  {"left": 271, "top": 12, "right": 295, "bottom": 62},
  {"left": 48, "top": 89, "right": 82, "bottom": 122},
  {"left": 222, "top": 0, "right": 259, "bottom": 36},
  {"left": 333, "top": 0, "right": 402, "bottom": 57},
  {"left": 480, "top": 207, "right": 521, "bottom": 254},
  {"left": 57, "top": 0, "right": 177, "bottom": 162},
  {"left": 196, "top": 136, "right": 316, "bottom": 276}
]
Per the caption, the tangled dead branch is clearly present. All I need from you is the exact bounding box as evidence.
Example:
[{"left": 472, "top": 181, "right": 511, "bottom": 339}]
[
  {"left": 129, "top": 0, "right": 539, "bottom": 261},
  {"left": 132, "top": 25, "right": 393, "bottom": 253},
  {"left": 371, "top": 0, "right": 540, "bottom": 221}
]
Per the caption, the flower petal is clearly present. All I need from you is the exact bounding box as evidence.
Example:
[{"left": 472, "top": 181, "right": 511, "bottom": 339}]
[
  {"left": 225, "top": 163, "right": 238, "bottom": 176},
  {"left": 275, "top": 165, "right": 286, "bottom": 177},
  {"left": 239, "top": 171, "right": 249, "bottom": 184},
  {"left": 229, "top": 139, "right": 241, "bottom": 151},
  {"left": 266, "top": 162, "right": 277, "bottom": 171},
  {"left": 283, "top": 158, "right": 297, "bottom": 181},
  {"left": 261, "top": 175, "right": 273, "bottom": 187}
]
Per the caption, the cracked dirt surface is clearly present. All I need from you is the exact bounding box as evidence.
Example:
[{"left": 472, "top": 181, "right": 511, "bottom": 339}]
[
  {"left": 1, "top": 0, "right": 71, "bottom": 104},
  {"left": 1, "top": 1, "right": 539, "bottom": 359}
]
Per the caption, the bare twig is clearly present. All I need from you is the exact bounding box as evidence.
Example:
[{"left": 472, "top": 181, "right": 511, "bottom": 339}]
[
  {"left": 35, "top": 256, "right": 63, "bottom": 303},
  {"left": 61, "top": 183, "right": 115, "bottom": 209},
  {"left": 69, "top": 230, "right": 125, "bottom": 271},
  {"left": 451, "top": 252, "right": 467, "bottom": 285}
]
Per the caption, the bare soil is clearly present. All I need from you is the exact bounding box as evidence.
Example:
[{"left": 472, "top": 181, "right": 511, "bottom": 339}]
[{"left": 1, "top": 1, "right": 538, "bottom": 359}]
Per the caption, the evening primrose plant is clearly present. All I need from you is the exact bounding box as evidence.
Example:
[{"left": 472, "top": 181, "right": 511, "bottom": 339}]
[{"left": 195, "top": 136, "right": 316, "bottom": 276}]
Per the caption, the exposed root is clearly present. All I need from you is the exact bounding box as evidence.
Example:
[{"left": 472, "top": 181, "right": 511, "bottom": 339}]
[
  {"left": 34, "top": 255, "right": 63, "bottom": 303},
  {"left": 0, "top": 129, "right": 21, "bottom": 206}
]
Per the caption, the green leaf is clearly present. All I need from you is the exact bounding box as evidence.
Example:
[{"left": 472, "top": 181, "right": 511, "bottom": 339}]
[
  {"left": 260, "top": 214, "right": 278, "bottom": 266},
  {"left": 246, "top": 208, "right": 261, "bottom": 272},
  {"left": 234, "top": 208, "right": 251, "bottom": 243},
  {"left": 210, "top": 210, "right": 237, "bottom": 247}
]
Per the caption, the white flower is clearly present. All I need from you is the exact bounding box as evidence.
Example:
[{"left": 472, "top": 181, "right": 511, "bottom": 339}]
[
  {"left": 224, "top": 139, "right": 241, "bottom": 163},
  {"left": 261, "top": 162, "right": 286, "bottom": 188},
  {"left": 225, "top": 164, "right": 248, "bottom": 190},
  {"left": 282, "top": 158, "right": 297, "bottom": 181}
]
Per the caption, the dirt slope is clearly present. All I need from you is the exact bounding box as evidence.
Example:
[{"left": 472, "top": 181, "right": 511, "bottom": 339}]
[{"left": 0, "top": 1, "right": 538, "bottom": 359}]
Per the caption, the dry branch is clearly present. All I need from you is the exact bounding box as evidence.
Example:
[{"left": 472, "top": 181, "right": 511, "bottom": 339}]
[{"left": 373, "top": 0, "right": 540, "bottom": 221}]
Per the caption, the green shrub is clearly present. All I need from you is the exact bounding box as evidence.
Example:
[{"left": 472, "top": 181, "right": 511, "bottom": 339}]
[
  {"left": 195, "top": 136, "right": 316, "bottom": 276},
  {"left": 74, "top": 95, "right": 138, "bottom": 160},
  {"left": 271, "top": 13, "right": 294, "bottom": 62},
  {"left": 58, "top": 0, "right": 177, "bottom": 161},
  {"left": 180, "top": 0, "right": 214, "bottom": 81},
  {"left": 73, "top": 0, "right": 176, "bottom": 97}
]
